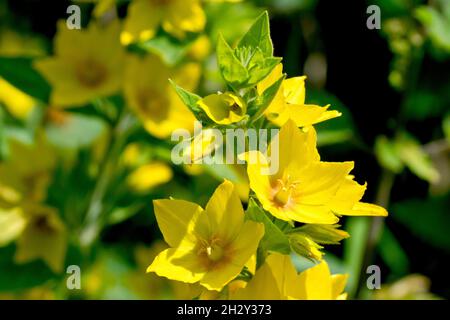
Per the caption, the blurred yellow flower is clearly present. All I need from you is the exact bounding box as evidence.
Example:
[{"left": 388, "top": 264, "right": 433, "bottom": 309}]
[
  {"left": 245, "top": 120, "right": 387, "bottom": 224},
  {"left": 124, "top": 54, "right": 199, "bottom": 138},
  {"left": 257, "top": 64, "right": 341, "bottom": 127},
  {"left": 127, "top": 162, "right": 173, "bottom": 193},
  {"left": 0, "top": 78, "right": 36, "bottom": 120},
  {"left": 14, "top": 204, "right": 67, "bottom": 273},
  {"left": 0, "top": 207, "right": 26, "bottom": 246},
  {"left": 187, "top": 35, "right": 211, "bottom": 61},
  {"left": 374, "top": 274, "right": 441, "bottom": 300},
  {"left": 197, "top": 92, "right": 247, "bottom": 125},
  {"left": 147, "top": 180, "right": 264, "bottom": 291},
  {"left": 121, "top": 0, "right": 206, "bottom": 45},
  {"left": 231, "top": 253, "right": 348, "bottom": 300},
  {"left": 0, "top": 28, "right": 45, "bottom": 57},
  {"left": 0, "top": 135, "right": 55, "bottom": 207},
  {"left": 34, "top": 20, "right": 124, "bottom": 107}
]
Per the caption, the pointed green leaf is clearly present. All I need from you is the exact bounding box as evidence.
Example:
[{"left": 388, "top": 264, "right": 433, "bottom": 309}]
[
  {"left": 375, "top": 135, "right": 404, "bottom": 173},
  {"left": 288, "top": 224, "right": 349, "bottom": 245},
  {"left": 249, "top": 74, "right": 285, "bottom": 121},
  {"left": 247, "top": 54, "right": 281, "bottom": 86},
  {"left": 216, "top": 34, "right": 249, "bottom": 88},
  {"left": 394, "top": 132, "right": 439, "bottom": 183},
  {"left": 0, "top": 57, "right": 50, "bottom": 103},
  {"left": 238, "top": 11, "right": 273, "bottom": 57},
  {"left": 245, "top": 198, "right": 290, "bottom": 254},
  {"left": 169, "top": 79, "right": 209, "bottom": 122}
]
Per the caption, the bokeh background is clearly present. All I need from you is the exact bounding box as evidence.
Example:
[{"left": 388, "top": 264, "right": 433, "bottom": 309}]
[{"left": 0, "top": 0, "right": 448, "bottom": 299}]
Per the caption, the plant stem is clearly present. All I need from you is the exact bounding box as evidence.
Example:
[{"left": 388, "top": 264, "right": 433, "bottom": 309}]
[
  {"left": 79, "top": 111, "right": 135, "bottom": 249},
  {"left": 355, "top": 169, "right": 395, "bottom": 298}
]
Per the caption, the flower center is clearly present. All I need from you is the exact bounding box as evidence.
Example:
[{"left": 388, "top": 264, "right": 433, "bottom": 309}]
[
  {"left": 206, "top": 244, "right": 224, "bottom": 262},
  {"left": 272, "top": 176, "right": 300, "bottom": 207},
  {"left": 135, "top": 88, "right": 169, "bottom": 122},
  {"left": 229, "top": 102, "right": 242, "bottom": 115},
  {"left": 76, "top": 59, "right": 107, "bottom": 88},
  {"left": 197, "top": 237, "right": 229, "bottom": 268}
]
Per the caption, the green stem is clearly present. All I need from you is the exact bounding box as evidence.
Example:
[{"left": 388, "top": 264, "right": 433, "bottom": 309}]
[
  {"left": 355, "top": 169, "right": 395, "bottom": 298},
  {"left": 79, "top": 111, "right": 135, "bottom": 249}
]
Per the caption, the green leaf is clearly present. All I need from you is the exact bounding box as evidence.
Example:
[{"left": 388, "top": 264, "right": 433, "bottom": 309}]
[
  {"left": 394, "top": 132, "right": 439, "bottom": 183},
  {"left": 415, "top": 5, "right": 450, "bottom": 53},
  {"left": 169, "top": 79, "right": 208, "bottom": 121},
  {"left": 378, "top": 226, "right": 409, "bottom": 275},
  {"left": 443, "top": 113, "right": 450, "bottom": 142},
  {"left": 130, "top": 30, "right": 197, "bottom": 66},
  {"left": 392, "top": 196, "right": 450, "bottom": 252},
  {"left": 288, "top": 233, "right": 323, "bottom": 261},
  {"left": 249, "top": 74, "right": 285, "bottom": 121},
  {"left": 288, "top": 224, "right": 349, "bottom": 245},
  {"left": 0, "top": 244, "right": 55, "bottom": 291},
  {"left": 245, "top": 198, "right": 291, "bottom": 254},
  {"left": 216, "top": 34, "right": 249, "bottom": 88},
  {"left": 343, "top": 217, "right": 371, "bottom": 297},
  {"left": 246, "top": 55, "right": 281, "bottom": 86},
  {"left": 107, "top": 204, "right": 144, "bottom": 225},
  {"left": 0, "top": 57, "right": 51, "bottom": 103},
  {"left": 45, "top": 113, "right": 107, "bottom": 149},
  {"left": 375, "top": 135, "right": 404, "bottom": 173},
  {"left": 237, "top": 11, "right": 273, "bottom": 58}
]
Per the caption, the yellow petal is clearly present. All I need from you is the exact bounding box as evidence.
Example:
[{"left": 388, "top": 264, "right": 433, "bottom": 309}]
[
  {"left": 147, "top": 248, "right": 205, "bottom": 284},
  {"left": 127, "top": 162, "right": 173, "bottom": 192},
  {"left": 163, "top": 0, "right": 206, "bottom": 38},
  {"left": 283, "top": 76, "right": 306, "bottom": 105},
  {"left": 287, "top": 104, "right": 341, "bottom": 127},
  {"left": 197, "top": 92, "right": 246, "bottom": 125},
  {"left": 201, "top": 220, "right": 264, "bottom": 291},
  {"left": 0, "top": 78, "right": 36, "bottom": 119},
  {"left": 121, "top": 0, "right": 162, "bottom": 44},
  {"left": 329, "top": 177, "right": 367, "bottom": 213},
  {"left": 14, "top": 205, "right": 66, "bottom": 273},
  {"left": 0, "top": 207, "right": 26, "bottom": 246},
  {"left": 341, "top": 201, "right": 388, "bottom": 217},
  {"left": 205, "top": 180, "right": 244, "bottom": 243},
  {"left": 153, "top": 199, "right": 204, "bottom": 247},
  {"left": 275, "top": 120, "right": 320, "bottom": 178},
  {"left": 298, "top": 161, "right": 354, "bottom": 205},
  {"left": 230, "top": 257, "right": 283, "bottom": 300},
  {"left": 331, "top": 274, "right": 348, "bottom": 299},
  {"left": 293, "top": 260, "right": 333, "bottom": 299}
]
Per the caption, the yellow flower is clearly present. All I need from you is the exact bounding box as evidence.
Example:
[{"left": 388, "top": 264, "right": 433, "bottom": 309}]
[
  {"left": 0, "top": 135, "right": 55, "bottom": 207},
  {"left": 124, "top": 54, "right": 200, "bottom": 139},
  {"left": 257, "top": 64, "right": 341, "bottom": 127},
  {"left": 0, "top": 207, "right": 26, "bottom": 246},
  {"left": 231, "top": 253, "right": 348, "bottom": 300},
  {"left": 14, "top": 204, "right": 67, "bottom": 273},
  {"left": 187, "top": 35, "right": 211, "bottom": 61},
  {"left": 127, "top": 161, "right": 173, "bottom": 193},
  {"left": 34, "top": 20, "right": 124, "bottom": 107},
  {"left": 121, "top": 0, "right": 206, "bottom": 45},
  {"left": 0, "top": 78, "right": 36, "bottom": 119},
  {"left": 245, "top": 120, "right": 387, "bottom": 224},
  {"left": 197, "top": 92, "right": 247, "bottom": 125},
  {"left": 147, "top": 180, "right": 264, "bottom": 291}
]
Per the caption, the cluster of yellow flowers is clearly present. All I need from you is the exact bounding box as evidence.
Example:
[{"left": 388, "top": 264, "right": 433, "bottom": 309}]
[
  {"left": 1, "top": 0, "right": 206, "bottom": 275},
  {"left": 145, "top": 12, "right": 388, "bottom": 299},
  {"left": 0, "top": 1, "right": 388, "bottom": 299}
]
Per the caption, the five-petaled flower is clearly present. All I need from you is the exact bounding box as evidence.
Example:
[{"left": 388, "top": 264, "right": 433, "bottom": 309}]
[{"left": 147, "top": 180, "right": 264, "bottom": 291}]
